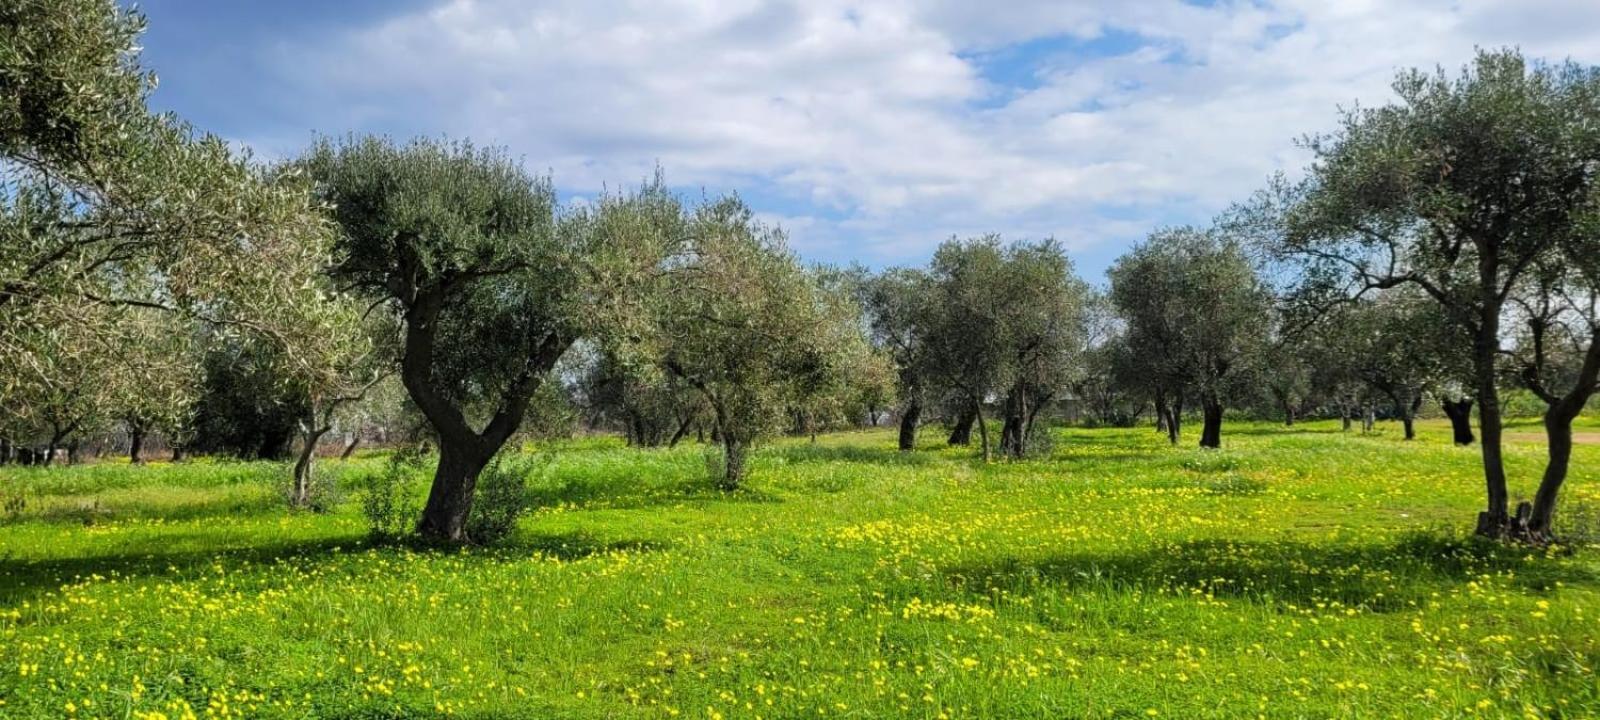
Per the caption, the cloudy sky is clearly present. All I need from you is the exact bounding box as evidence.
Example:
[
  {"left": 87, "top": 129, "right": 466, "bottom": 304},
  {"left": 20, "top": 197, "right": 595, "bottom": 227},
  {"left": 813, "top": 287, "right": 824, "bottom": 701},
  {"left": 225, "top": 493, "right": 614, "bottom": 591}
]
[{"left": 135, "top": 0, "right": 1600, "bottom": 280}]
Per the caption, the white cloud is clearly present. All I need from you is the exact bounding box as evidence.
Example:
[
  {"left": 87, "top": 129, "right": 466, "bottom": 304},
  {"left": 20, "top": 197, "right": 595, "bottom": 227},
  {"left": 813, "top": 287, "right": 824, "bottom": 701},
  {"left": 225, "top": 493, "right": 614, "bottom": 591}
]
[{"left": 266, "top": 0, "right": 1600, "bottom": 275}]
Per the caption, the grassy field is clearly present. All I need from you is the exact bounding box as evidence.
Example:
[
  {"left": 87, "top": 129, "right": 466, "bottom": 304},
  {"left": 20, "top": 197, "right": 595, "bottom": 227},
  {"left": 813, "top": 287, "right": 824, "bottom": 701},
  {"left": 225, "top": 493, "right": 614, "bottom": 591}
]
[{"left": 1, "top": 420, "right": 1598, "bottom": 719}]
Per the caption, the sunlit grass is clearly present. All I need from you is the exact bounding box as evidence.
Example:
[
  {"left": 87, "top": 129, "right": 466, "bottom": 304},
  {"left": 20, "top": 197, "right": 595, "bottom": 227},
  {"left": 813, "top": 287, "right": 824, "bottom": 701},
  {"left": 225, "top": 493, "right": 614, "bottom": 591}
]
[{"left": 0, "top": 419, "right": 1596, "bottom": 718}]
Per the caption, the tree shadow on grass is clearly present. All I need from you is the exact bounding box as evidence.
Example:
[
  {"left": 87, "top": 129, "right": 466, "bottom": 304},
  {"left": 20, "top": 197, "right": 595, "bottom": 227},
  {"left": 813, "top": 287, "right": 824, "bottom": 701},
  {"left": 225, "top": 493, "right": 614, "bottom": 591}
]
[
  {"left": 0, "top": 527, "right": 670, "bottom": 606},
  {"left": 525, "top": 474, "right": 783, "bottom": 511},
  {"left": 942, "top": 532, "right": 1597, "bottom": 613},
  {"left": 0, "top": 534, "right": 360, "bottom": 606},
  {"left": 764, "top": 443, "right": 939, "bottom": 466},
  {"left": 505, "top": 530, "right": 670, "bottom": 561},
  {"left": 10, "top": 492, "right": 284, "bottom": 527}
]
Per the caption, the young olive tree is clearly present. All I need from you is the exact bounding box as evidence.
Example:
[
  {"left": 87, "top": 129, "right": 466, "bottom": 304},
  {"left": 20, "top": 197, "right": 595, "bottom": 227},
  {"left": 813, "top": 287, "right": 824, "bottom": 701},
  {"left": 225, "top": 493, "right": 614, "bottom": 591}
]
[
  {"left": 303, "top": 138, "right": 678, "bottom": 541},
  {"left": 993, "top": 240, "right": 1089, "bottom": 459},
  {"left": 922, "top": 237, "right": 1012, "bottom": 461},
  {"left": 1110, "top": 228, "right": 1270, "bottom": 449},
  {"left": 858, "top": 268, "right": 936, "bottom": 450},
  {"left": 1259, "top": 50, "right": 1600, "bottom": 537},
  {"left": 655, "top": 199, "right": 851, "bottom": 489}
]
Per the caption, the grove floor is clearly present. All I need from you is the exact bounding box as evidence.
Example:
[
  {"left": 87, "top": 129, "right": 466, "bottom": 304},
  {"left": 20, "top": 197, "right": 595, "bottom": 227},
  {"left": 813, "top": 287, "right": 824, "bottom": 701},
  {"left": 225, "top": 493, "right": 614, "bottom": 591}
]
[{"left": 1, "top": 419, "right": 1598, "bottom": 718}]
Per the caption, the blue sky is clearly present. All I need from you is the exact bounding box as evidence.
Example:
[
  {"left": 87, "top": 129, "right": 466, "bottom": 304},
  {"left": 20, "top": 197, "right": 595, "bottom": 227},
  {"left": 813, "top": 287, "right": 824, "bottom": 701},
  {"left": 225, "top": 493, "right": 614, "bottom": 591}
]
[{"left": 133, "top": 0, "right": 1600, "bottom": 282}]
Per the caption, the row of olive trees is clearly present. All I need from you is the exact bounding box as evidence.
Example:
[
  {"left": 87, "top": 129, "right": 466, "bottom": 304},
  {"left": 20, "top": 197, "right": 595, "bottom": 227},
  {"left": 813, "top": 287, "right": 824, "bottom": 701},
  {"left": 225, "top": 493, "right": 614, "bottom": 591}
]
[{"left": 2, "top": 1, "right": 887, "bottom": 542}]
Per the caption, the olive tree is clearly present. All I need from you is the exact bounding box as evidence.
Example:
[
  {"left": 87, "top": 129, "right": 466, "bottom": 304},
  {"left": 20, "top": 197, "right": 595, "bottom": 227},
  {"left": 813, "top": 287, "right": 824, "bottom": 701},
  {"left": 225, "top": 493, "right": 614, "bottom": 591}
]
[
  {"left": 3, "top": 0, "right": 339, "bottom": 470},
  {"left": 578, "top": 344, "right": 704, "bottom": 447},
  {"left": 1261, "top": 50, "right": 1600, "bottom": 537},
  {"left": 656, "top": 199, "right": 855, "bottom": 489},
  {"left": 1110, "top": 228, "right": 1270, "bottom": 449},
  {"left": 857, "top": 268, "right": 934, "bottom": 449},
  {"left": 303, "top": 137, "right": 678, "bottom": 541}
]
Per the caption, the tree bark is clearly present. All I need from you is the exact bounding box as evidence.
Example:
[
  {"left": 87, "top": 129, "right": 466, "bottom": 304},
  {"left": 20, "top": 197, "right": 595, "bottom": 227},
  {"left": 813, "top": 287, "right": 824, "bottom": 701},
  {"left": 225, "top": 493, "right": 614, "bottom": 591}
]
[
  {"left": 947, "top": 402, "right": 976, "bottom": 446},
  {"left": 1526, "top": 408, "right": 1575, "bottom": 540},
  {"left": 1473, "top": 320, "right": 1510, "bottom": 536},
  {"left": 291, "top": 415, "right": 334, "bottom": 509},
  {"left": 1524, "top": 334, "right": 1600, "bottom": 541},
  {"left": 417, "top": 441, "right": 494, "bottom": 540},
  {"left": 975, "top": 402, "right": 991, "bottom": 463},
  {"left": 667, "top": 413, "right": 694, "bottom": 448},
  {"left": 402, "top": 293, "right": 570, "bottom": 543},
  {"left": 128, "top": 422, "right": 147, "bottom": 464},
  {"left": 1165, "top": 392, "right": 1183, "bottom": 446},
  {"left": 43, "top": 422, "right": 72, "bottom": 468},
  {"left": 1199, "top": 394, "right": 1222, "bottom": 449},
  {"left": 1392, "top": 391, "right": 1420, "bottom": 441},
  {"left": 1442, "top": 399, "right": 1475, "bottom": 445},
  {"left": 897, "top": 398, "right": 921, "bottom": 452},
  {"left": 717, "top": 421, "right": 749, "bottom": 491},
  {"left": 341, "top": 434, "right": 361, "bottom": 459},
  {"left": 1000, "top": 388, "right": 1027, "bottom": 459}
]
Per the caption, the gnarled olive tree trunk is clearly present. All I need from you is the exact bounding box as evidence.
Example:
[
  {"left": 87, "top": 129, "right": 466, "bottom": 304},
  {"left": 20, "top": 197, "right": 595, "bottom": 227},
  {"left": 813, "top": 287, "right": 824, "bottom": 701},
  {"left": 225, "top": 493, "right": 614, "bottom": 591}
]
[
  {"left": 947, "top": 402, "right": 976, "bottom": 446},
  {"left": 404, "top": 296, "right": 571, "bottom": 543},
  {"left": 1442, "top": 398, "right": 1474, "bottom": 445},
  {"left": 897, "top": 398, "right": 921, "bottom": 452}
]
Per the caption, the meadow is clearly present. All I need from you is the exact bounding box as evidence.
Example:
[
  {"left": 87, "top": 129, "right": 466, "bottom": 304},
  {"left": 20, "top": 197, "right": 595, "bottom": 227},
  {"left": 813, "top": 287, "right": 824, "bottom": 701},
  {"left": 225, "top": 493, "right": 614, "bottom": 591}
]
[{"left": 1, "top": 420, "right": 1598, "bottom": 719}]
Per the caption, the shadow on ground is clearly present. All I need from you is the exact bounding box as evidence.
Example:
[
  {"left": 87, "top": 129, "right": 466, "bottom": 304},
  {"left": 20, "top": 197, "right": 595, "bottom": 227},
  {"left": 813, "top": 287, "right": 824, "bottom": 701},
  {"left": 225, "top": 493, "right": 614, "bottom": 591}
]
[
  {"left": 0, "top": 528, "right": 670, "bottom": 606},
  {"left": 941, "top": 532, "right": 1595, "bottom": 613}
]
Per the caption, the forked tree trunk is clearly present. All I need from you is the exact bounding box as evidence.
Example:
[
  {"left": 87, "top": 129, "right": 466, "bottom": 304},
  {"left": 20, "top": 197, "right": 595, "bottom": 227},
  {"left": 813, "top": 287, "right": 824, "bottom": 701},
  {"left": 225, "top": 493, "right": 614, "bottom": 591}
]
[
  {"left": 43, "top": 424, "right": 70, "bottom": 468},
  {"left": 948, "top": 403, "right": 976, "bottom": 446},
  {"left": 291, "top": 422, "right": 332, "bottom": 509},
  {"left": 1199, "top": 395, "right": 1223, "bottom": 449},
  {"left": 1442, "top": 399, "right": 1475, "bottom": 445},
  {"left": 1394, "top": 392, "right": 1420, "bottom": 441},
  {"left": 1525, "top": 339, "right": 1600, "bottom": 541},
  {"left": 897, "top": 399, "right": 921, "bottom": 452}
]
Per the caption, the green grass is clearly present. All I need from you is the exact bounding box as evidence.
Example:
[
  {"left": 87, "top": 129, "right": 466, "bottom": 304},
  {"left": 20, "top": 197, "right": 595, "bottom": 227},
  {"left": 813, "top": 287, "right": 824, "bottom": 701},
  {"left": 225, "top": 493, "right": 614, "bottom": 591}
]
[{"left": 1, "top": 420, "right": 1598, "bottom": 718}]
